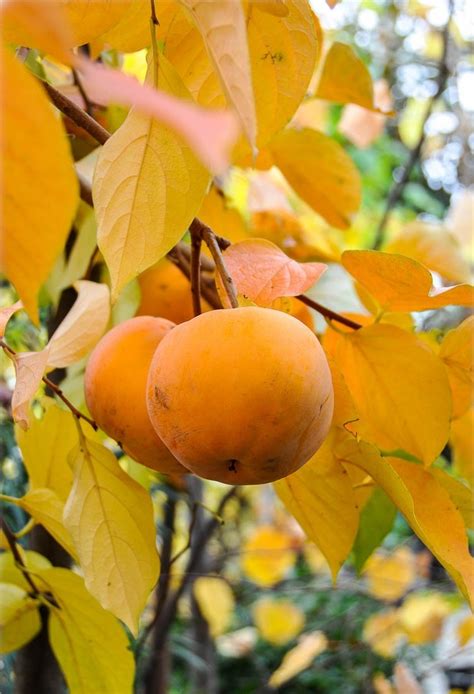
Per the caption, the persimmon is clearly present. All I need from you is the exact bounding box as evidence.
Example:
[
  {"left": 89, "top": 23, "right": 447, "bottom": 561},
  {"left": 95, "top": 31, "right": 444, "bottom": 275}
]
[
  {"left": 147, "top": 307, "right": 334, "bottom": 485},
  {"left": 136, "top": 258, "right": 209, "bottom": 324},
  {"left": 84, "top": 316, "right": 185, "bottom": 474}
]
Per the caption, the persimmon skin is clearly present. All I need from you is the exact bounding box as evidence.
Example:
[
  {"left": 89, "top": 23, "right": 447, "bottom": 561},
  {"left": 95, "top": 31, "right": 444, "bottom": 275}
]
[
  {"left": 137, "top": 259, "right": 209, "bottom": 324},
  {"left": 84, "top": 316, "right": 185, "bottom": 475},
  {"left": 147, "top": 307, "right": 334, "bottom": 485}
]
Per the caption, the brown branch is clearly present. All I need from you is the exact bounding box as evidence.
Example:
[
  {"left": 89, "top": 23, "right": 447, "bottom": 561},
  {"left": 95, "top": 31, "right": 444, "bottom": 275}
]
[
  {"left": 0, "top": 517, "right": 41, "bottom": 596},
  {"left": 190, "top": 219, "right": 238, "bottom": 308},
  {"left": 71, "top": 68, "right": 94, "bottom": 115},
  {"left": 190, "top": 227, "right": 203, "bottom": 316},
  {"left": 296, "top": 295, "right": 362, "bottom": 330},
  {"left": 167, "top": 245, "right": 222, "bottom": 310},
  {"left": 372, "top": 8, "right": 452, "bottom": 249}
]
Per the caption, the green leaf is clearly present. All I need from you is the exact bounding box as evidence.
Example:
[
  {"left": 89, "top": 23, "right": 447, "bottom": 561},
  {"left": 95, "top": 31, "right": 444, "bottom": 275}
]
[{"left": 352, "top": 487, "right": 397, "bottom": 574}]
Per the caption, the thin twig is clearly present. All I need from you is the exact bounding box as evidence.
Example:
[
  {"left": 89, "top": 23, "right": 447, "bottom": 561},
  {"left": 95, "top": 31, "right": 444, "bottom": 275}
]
[
  {"left": 71, "top": 67, "right": 94, "bottom": 115},
  {"left": 169, "top": 502, "right": 199, "bottom": 565},
  {"left": 190, "top": 227, "right": 203, "bottom": 316},
  {"left": 372, "top": 8, "right": 451, "bottom": 249},
  {"left": 296, "top": 295, "right": 362, "bottom": 330},
  {"left": 0, "top": 518, "right": 41, "bottom": 596},
  {"left": 190, "top": 219, "right": 238, "bottom": 308},
  {"left": 167, "top": 246, "right": 222, "bottom": 309}
]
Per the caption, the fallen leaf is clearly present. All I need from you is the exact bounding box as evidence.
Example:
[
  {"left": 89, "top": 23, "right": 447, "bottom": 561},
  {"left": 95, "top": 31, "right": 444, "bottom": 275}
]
[
  {"left": 364, "top": 548, "right": 417, "bottom": 602},
  {"left": 363, "top": 610, "right": 405, "bottom": 658},
  {"left": 193, "top": 577, "right": 234, "bottom": 637},
  {"left": 241, "top": 525, "right": 296, "bottom": 587},
  {"left": 253, "top": 598, "right": 305, "bottom": 645},
  {"left": 268, "top": 631, "right": 327, "bottom": 687},
  {"left": 398, "top": 592, "right": 451, "bottom": 644}
]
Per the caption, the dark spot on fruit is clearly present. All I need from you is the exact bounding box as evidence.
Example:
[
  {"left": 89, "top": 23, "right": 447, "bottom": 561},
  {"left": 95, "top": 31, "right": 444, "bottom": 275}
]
[
  {"left": 154, "top": 386, "right": 170, "bottom": 409},
  {"left": 227, "top": 459, "right": 239, "bottom": 473}
]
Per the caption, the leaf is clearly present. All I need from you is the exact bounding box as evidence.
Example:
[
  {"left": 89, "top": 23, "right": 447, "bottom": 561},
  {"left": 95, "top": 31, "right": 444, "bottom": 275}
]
[
  {"left": 384, "top": 222, "right": 471, "bottom": 284},
  {"left": 0, "top": 550, "right": 51, "bottom": 592},
  {"left": 92, "top": 55, "right": 210, "bottom": 301},
  {"left": 37, "top": 567, "right": 135, "bottom": 694},
  {"left": 315, "top": 42, "right": 387, "bottom": 112},
  {"left": 198, "top": 186, "right": 249, "bottom": 244},
  {"left": 457, "top": 614, "right": 474, "bottom": 646},
  {"left": 364, "top": 547, "right": 417, "bottom": 602},
  {"left": 64, "top": 437, "right": 159, "bottom": 632},
  {"left": 450, "top": 408, "right": 474, "bottom": 484},
  {"left": 0, "top": 47, "right": 78, "bottom": 322},
  {"left": 342, "top": 250, "right": 474, "bottom": 313},
  {"left": 0, "top": 301, "right": 23, "bottom": 338},
  {"left": 11, "top": 349, "right": 50, "bottom": 430},
  {"left": 268, "top": 631, "right": 327, "bottom": 688},
  {"left": 274, "top": 437, "right": 360, "bottom": 579},
  {"left": 16, "top": 399, "right": 76, "bottom": 501},
  {"left": 16, "top": 489, "right": 78, "bottom": 560},
  {"left": 393, "top": 664, "right": 423, "bottom": 694},
  {"left": 78, "top": 57, "right": 239, "bottom": 175},
  {"left": 47, "top": 281, "right": 110, "bottom": 369},
  {"left": 179, "top": 0, "right": 257, "bottom": 147},
  {"left": 353, "top": 488, "right": 397, "bottom": 574},
  {"left": 0, "top": 583, "right": 41, "bottom": 655},
  {"left": 93, "top": 0, "right": 166, "bottom": 53},
  {"left": 62, "top": 0, "right": 134, "bottom": 47},
  {"left": 241, "top": 525, "right": 296, "bottom": 587},
  {"left": 269, "top": 128, "right": 361, "bottom": 229},
  {"left": 217, "top": 239, "right": 326, "bottom": 307},
  {"left": 439, "top": 316, "right": 474, "bottom": 419},
  {"left": 431, "top": 467, "right": 474, "bottom": 530},
  {"left": 193, "top": 577, "right": 235, "bottom": 637},
  {"left": 338, "top": 79, "right": 392, "bottom": 148},
  {"left": 253, "top": 598, "right": 304, "bottom": 645},
  {"left": 337, "top": 437, "right": 474, "bottom": 607},
  {"left": 325, "top": 323, "right": 452, "bottom": 465},
  {"left": 363, "top": 610, "right": 404, "bottom": 658},
  {"left": 398, "top": 592, "right": 451, "bottom": 644}
]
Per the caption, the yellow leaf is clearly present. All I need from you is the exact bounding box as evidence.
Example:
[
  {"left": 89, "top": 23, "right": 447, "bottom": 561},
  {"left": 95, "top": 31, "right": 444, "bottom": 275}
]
[
  {"left": 241, "top": 525, "right": 296, "bottom": 587},
  {"left": 274, "top": 436, "right": 359, "bottom": 579},
  {"left": 342, "top": 250, "right": 474, "bottom": 313},
  {"left": 198, "top": 186, "right": 249, "bottom": 244},
  {"left": 64, "top": 438, "right": 159, "bottom": 633},
  {"left": 338, "top": 80, "right": 392, "bottom": 148},
  {"left": 37, "top": 567, "right": 134, "bottom": 694},
  {"left": 16, "top": 399, "right": 76, "bottom": 501},
  {"left": 0, "top": 583, "right": 41, "bottom": 655},
  {"left": 0, "top": 301, "right": 23, "bottom": 338},
  {"left": 457, "top": 614, "right": 474, "bottom": 646},
  {"left": 450, "top": 408, "right": 474, "bottom": 484},
  {"left": 326, "top": 323, "right": 452, "bottom": 465},
  {"left": 11, "top": 349, "right": 50, "bottom": 430},
  {"left": 0, "top": 47, "right": 78, "bottom": 322},
  {"left": 193, "top": 577, "right": 235, "bottom": 637},
  {"left": 47, "top": 281, "right": 110, "bottom": 369},
  {"left": 253, "top": 597, "right": 305, "bottom": 645},
  {"left": 337, "top": 437, "right": 474, "bottom": 607},
  {"left": 385, "top": 222, "right": 471, "bottom": 284},
  {"left": 16, "top": 489, "right": 77, "bottom": 560},
  {"left": 431, "top": 467, "right": 474, "bottom": 530},
  {"left": 62, "top": 0, "right": 134, "bottom": 47},
  {"left": 179, "top": 0, "right": 256, "bottom": 146},
  {"left": 398, "top": 592, "right": 451, "bottom": 644},
  {"left": 96, "top": 0, "right": 175, "bottom": 53},
  {"left": 363, "top": 610, "right": 405, "bottom": 658},
  {"left": 93, "top": 54, "right": 210, "bottom": 300},
  {"left": 268, "top": 631, "right": 327, "bottom": 687},
  {"left": 315, "top": 42, "right": 385, "bottom": 112},
  {"left": 439, "top": 317, "right": 474, "bottom": 419},
  {"left": 364, "top": 547, "right": 417, "bottom": 602},
  {"left": 270, "top": 128, "right": 361, "bottom": 229},
  {"left": 0, "top": 550, "right": 51, "bottom": 592}
]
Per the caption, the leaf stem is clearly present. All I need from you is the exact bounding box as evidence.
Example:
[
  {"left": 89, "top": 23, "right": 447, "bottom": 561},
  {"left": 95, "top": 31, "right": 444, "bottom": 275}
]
[
  {"left": 296, "top": 295, "right": 362, "bottom": 330},
  {"left": 0, "top": 517, "right": 42, "bottom": 596}
]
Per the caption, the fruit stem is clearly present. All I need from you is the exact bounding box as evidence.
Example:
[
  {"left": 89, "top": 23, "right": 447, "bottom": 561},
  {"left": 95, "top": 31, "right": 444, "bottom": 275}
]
[
  {"left": 190, "top": 219, "right": 239, "bottom": 309},
  {"left": 190, "top": 226, "right": 203, "bottom": 316}
]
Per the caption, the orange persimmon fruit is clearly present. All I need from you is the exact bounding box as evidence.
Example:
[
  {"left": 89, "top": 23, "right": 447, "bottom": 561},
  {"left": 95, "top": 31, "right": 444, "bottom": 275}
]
[
  {"left": 84, "top": 316, "right": 186, "bottom": 474},
  {"left": 146, "top": 307, "right": 334, "bottom": 485}
]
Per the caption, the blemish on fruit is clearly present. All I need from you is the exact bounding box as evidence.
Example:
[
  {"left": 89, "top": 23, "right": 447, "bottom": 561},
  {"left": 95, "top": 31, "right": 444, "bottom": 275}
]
[
  {"left": 227, "top": 459, "right": 239, "bottom": 473},
  {"left": 154, "top": 385, "right": 170, "bottom": 410}
]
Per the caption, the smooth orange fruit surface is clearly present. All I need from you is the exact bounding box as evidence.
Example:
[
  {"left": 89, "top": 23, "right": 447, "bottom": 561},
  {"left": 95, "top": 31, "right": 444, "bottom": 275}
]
[
  {"left": 84, "top": 316, "right": 185, "bottom": 475},
  {"left": 137, "top": 259, "right": 209, "bottom": 324},
  {"left": 147, "top": 307, "right": 334, "bottom": 485}
]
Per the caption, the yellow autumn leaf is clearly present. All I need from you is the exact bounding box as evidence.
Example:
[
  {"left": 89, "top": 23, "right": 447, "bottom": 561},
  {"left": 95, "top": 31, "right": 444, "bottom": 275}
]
[
  {"left": 364, "top": 547, "right": 417, "bottom": 602},
  {"left": 62, "top": 0, "right": 134, "bottom": 47},
  {"left": 198, "top": 186, "right": 249, "bottom": 244},
  {"left": 430, "top": 467, "right": 473, "bottom": 530},
  {"left": 363, "top": 610, "right": 405, "bottom": 658},
  {"left": 269, "top": 128, "right": 361, "bottom": 229},
  {"left": 450, "top": 408, "right": 474, "bottom": 484},
  {"left": 274, "top": 436, "right": 359, "bottom": 580},
  {"left": 16, "top": 399, "right": 76, "bottom": 502},
  {"left": 0, "top": 583, "right": 41, "bottom": 655},
  {"left": 241, "top": 525, "right": 296, "bottom": 587},
  {"left": 253, "top": 598, "right": 305, "bottom": 645},
  {"left": 37, "top": 567, "right": 135, "bottom": 694},
  {"left": 342, "top": 250, "right": 474, "bottom": 313},
  {"left": 337, "top": 437, "right": 474, "bottom": 607},
  {"left": 179, "top": 0, "right": 256, "bottom": 147},
  {"left": 11, "top": 349, "right": 50, "bottom": 430},
  {"left": 268, "top": 631, "right": 327, "bottom": 688},
  {"left": 457, "top": 614, "right": 474, "bottom": 646},
  {"left": 398, "top": 592, "right": 451, "bottom": 644},
  {"left": 64, "top": 437, "right": 159, "bottom": 633},
  {"left": 193, "top": 577, "right": 235, "bottom": 637},
  {"left": 0, "top": 47, "right": 78, "bottom": 322},
  {"left": 93, "top": 54, "right": 210, "bottom": 301},
  {"left": 47, "top": 281, "right": 110, "bottom": 369},
  {"left": 439, "top": 316, "right": 474, "bottom": 419},
  {"left": 96, "top": 0, "right": 175, "bottom": 53},
  {"left": 315, "top": 42, "right": 385, "bottom": 112},
  {"left": 326, "top": 323, "right": 452, "bottom": 465},
  {"left": 385, "top": 222, "right": 471, "bottom": 284},
  {"left": 0, "top": 550, "right": 51, "bottom": 592}
]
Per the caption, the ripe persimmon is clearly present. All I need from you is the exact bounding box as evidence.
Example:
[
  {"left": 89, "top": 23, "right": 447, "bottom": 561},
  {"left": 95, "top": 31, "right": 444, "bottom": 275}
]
[
  {"left": 85, "top": 316, "right": 185, "bottom": 475},
  {"left": 136, "top": 259, "right": 209, "bottom": 324},
  {"left": 147, "top": 307, "right": 333, "bottom": 485}
]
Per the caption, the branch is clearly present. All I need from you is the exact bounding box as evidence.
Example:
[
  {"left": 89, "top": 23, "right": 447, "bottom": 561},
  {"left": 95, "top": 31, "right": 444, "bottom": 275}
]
[
  {"left": 190, "top": 226, "right": 203, "bottom": 316},
  {"left": 190, "top": 219, "right": 238, "bottom": 308},
  {"left": 0, "top": 517, "right": 41, "bottom": 596},
  {"left": 372, "top": 9, "right": 451, "bottom": 249},
  {"left": 296, "top": 295, "right": 362, "bottom": 330}
]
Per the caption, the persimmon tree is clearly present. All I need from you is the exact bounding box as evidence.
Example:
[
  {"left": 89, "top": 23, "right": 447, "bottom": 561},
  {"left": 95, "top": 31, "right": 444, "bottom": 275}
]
[{"left": 0, "top": 1, "right": 472, "bottom": 693}]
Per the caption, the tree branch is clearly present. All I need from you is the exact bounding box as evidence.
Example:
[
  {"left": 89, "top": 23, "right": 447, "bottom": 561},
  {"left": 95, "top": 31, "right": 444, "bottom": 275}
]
[
  {"left": 190, "top": 219, "right": 238, "bottom": 308},
  {"left": 190, "top": 226, "right": 203, "bottom": 316},
  {"left": 296, "top": 295, "right": 362, "bottom": 330},
  {"left": 0, "top": 517, "right": 41, "bottom": 596}
]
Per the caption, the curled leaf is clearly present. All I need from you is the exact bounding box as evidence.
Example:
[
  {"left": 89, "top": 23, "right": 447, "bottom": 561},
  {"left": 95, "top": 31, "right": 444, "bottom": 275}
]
[
  {"left": 0, "top": 301, "right": 23, "bottom": 338},
  {"left": 11, "top": 349, "right": 50, "bottom": 430}
]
